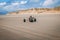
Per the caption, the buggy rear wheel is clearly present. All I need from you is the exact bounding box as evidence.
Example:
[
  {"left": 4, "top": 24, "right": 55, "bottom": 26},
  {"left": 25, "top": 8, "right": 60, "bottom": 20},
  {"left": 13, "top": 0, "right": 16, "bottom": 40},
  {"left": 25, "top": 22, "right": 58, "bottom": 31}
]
[{"left": 23, "top": 19, "right": 26, "bottom": 22}]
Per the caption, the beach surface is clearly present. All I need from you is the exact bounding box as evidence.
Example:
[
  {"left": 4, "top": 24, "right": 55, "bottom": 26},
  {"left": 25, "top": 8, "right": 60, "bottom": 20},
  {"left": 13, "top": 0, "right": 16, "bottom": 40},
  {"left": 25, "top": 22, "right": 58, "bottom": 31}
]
[{"left": 0, "top": 14, "right": 60, "bottom": 40}]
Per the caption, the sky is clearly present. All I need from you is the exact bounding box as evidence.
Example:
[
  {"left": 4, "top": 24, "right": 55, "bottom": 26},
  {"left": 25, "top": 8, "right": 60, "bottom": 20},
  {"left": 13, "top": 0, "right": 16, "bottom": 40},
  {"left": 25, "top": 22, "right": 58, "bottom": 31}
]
[{"left": 0, "top": 0, "right": 60, "bottom": 15}]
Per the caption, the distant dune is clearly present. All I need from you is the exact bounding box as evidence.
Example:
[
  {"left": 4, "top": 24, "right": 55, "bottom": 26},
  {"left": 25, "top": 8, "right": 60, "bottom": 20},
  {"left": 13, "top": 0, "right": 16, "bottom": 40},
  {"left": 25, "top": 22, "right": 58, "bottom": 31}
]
[{"left": 7, "top": 7, "right": 60, "bottom": 15}]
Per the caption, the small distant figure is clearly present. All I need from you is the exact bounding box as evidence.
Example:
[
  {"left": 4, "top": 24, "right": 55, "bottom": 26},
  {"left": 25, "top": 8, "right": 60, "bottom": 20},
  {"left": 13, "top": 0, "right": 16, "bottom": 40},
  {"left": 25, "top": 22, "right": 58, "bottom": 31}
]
[
  {"left": 29, "top": 16, "right": 36, "bottom": 22},
  {"left": 23, "top": 19, "right": 26, "bottom": 22},
  {"left": 29, "top": 16, "right": 34, "bottom": 22}
]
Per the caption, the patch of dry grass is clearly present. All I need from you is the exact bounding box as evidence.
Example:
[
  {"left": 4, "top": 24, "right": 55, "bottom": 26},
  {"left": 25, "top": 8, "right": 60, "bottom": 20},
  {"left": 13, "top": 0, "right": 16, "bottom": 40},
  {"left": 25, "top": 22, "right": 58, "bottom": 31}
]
[{"left": 7, "top": 8, "right": 60, "bottom": 15}]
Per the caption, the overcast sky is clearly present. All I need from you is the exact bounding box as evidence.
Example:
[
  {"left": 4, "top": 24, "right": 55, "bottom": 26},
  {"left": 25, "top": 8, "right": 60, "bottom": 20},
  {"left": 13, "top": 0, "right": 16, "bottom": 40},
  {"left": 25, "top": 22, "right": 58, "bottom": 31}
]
[{"left": 0, "top": 0, "right": 60, "bottom": 15}]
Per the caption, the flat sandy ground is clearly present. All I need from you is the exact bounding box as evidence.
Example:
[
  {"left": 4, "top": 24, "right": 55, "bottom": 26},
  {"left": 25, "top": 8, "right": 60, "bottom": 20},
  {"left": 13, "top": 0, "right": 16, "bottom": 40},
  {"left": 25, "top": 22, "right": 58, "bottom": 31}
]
[{"left": 0, "top": 14, "right": 60, "bottom": 40}]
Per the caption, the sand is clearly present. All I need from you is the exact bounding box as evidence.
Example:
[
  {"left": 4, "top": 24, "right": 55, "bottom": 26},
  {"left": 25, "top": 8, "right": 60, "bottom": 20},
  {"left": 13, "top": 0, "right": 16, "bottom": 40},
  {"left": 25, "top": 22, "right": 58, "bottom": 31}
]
[{"left": 0, "top": 14, "right": 60, "bottom": 40}]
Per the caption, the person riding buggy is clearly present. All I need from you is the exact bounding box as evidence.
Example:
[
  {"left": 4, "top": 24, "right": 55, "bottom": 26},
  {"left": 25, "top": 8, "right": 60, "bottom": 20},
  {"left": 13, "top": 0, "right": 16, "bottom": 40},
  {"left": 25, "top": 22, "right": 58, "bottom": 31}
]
[{"left": 23, "top": 16, "right": 36, "bottom": 22}]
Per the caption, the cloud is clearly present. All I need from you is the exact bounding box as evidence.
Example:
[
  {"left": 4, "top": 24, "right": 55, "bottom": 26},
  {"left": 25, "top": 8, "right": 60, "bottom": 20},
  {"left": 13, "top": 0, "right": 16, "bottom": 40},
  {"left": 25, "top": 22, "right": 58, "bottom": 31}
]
[
  {"left": 30, "top": 0, "right": 39, "bottom": 2},
  {"left": 11, "top": 2, "right": 19, "bottom": 5},
  {"left": 20, "top": 1, "right": 27, "bottom": 5},
  {"left": 3, "top": 4, "right": 20, "bottom": 12},
  {"left": 0, "top": 2, "right": 6, "bottom": 7},
  {"left": 11, "top": 1, "right": 27, "bottom": 5},
  {"left": 43, "top": 0, "right": 53, "bottom": 6},
  {"left": 43, "top": 0, "right": 59, "bottom": 6},
  {"left": 3, "top": 1, "right": 28, "bottom": 12},
  {"left": 0, "top": 2, "right": 6, "bottom": 5}
]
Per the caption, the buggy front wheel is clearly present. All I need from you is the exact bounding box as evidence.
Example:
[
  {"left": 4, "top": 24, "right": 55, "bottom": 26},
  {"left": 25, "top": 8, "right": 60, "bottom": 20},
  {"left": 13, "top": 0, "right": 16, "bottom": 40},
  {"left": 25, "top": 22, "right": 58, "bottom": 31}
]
[{"left": 23, "top": 19, "right": 26, "bottom": 22}]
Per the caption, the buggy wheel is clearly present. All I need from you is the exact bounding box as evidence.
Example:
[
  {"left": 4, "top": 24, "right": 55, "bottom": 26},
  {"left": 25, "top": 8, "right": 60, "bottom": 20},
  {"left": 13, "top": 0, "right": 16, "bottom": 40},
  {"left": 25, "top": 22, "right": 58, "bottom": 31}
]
[
  {"left": 34, "top": 18, "right": 36, "bottom": 22},
  {"left": 23, "top": 19, "right": 26, "bottom": 22}
]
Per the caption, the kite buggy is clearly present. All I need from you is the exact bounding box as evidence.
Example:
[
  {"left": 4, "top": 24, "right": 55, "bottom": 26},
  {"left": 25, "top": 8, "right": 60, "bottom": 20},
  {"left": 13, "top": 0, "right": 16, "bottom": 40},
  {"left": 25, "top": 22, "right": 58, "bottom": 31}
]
[{"left": 23, "top": 16, "right": 36, "bottom": 22}]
